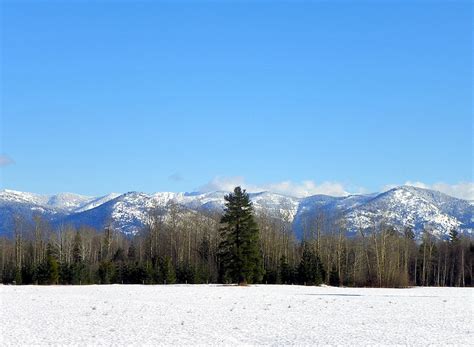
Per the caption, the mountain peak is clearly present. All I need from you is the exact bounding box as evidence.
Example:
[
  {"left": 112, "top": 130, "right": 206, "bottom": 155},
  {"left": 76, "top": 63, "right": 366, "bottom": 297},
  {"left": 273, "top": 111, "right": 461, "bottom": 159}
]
[{"left": 0, "top": 186, "right": 472, "bottom": 238}]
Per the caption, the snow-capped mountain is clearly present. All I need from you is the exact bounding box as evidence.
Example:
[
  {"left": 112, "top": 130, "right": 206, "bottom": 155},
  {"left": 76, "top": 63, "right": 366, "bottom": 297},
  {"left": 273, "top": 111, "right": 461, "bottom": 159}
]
[
  {"left": 0, "top": 190, "right": 120, "bottom": 213},
  {"left": 0, "top": 190, "right": 119, "bottom": 234},
  {"left": 58, "top": 191, "right": 300, "bottom": 236},
  {"left": 0, "top": 186, "right": 472, "bottom": 238},
  {"left": 344, "top": 186, "right": 473, "bottom": 238}
]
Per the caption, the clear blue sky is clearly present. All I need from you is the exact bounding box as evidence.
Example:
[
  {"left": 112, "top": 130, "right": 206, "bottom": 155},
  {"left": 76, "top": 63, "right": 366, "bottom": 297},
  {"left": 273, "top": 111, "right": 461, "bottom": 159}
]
[{"left": 0, "top": 1, "right": 472, "bottom": 196}]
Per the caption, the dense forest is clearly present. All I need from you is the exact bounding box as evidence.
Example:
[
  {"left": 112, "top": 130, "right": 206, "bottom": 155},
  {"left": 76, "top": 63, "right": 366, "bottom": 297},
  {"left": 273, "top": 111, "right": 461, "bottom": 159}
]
[{"left": 1, "top": 188, "right": 472, "bottom": 287}]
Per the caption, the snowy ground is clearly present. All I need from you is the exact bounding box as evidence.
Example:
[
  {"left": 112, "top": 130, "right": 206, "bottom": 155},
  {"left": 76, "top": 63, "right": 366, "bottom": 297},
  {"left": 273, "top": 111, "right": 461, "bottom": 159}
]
[{"left": 1, "top": 285, "right": 472, "bottom": 345}]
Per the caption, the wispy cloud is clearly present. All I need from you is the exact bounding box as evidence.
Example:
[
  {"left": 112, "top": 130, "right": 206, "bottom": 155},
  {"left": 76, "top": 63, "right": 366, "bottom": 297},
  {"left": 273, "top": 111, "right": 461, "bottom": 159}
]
[
  {"left": 0, "top": 155, "right": 14, "bottom": 167},
  {"left": 168, "top": 172, "right": 184, "bottom": 182},
  {"left": 383, "top": 181, "right": 474, "bottom": 200},
  {"left": 262, "top": 180, "right": 350, "bottom": 197},
  {"left": 198, "top": 177, "right": 474, "bottom": 200},
  {"left": 197, "top": 176, "right": 356, "bottom": 198},
  {"left": 198, "top": 176, "right": 250, "bottom": 193}
]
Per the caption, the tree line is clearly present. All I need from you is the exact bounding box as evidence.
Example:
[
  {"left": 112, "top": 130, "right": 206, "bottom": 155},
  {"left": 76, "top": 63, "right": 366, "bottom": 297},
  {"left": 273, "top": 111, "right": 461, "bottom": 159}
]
[{"left": 1, "top": 187, "right": 472, "bottom": 287}]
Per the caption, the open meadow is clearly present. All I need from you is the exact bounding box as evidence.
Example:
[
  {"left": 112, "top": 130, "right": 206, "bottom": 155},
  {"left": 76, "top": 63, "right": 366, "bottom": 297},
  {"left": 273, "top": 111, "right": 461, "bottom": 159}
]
[{"left": 1, "top": 284, "right": 472, "bottom": 345}]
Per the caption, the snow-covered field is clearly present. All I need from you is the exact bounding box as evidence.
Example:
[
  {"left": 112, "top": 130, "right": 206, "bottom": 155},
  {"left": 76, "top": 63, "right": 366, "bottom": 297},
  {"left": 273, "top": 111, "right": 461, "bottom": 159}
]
[{"left": 1, "top": 285, "right": 472, "bottom": 345}]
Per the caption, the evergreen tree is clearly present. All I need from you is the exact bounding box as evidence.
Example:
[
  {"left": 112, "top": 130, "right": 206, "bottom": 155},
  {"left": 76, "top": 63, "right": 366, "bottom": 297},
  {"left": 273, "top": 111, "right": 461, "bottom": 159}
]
[
  {"left": 263, "top": 269, "right": 278, "bottom": 284},
  {"left": 329, "top": 267, "right": 340, "bottom": 286},
  {"left": 71, "top": 232, "right": 86, "bottom": 284},
  {"left": 112, "top": 248, "right": 126, "bottom": 283},
  {"left": 279, "top": 255, "right": 293, "bottom": 284},
  {"left": 177, "top": 262, "right": 195, "bottom": 284},
  {"left": 34, "top": 261, "right": 50, "bottom": 284},
  {"left": 124, "top": 262, "right": 148, "bottom": 284},
  {"left": 160, "top": 256, "right": 176, "bottom": 284},
  {"left": 2, "top": 261, "right": 17, "bottom": 284},
  {"left": 46, "top": 254, "right": 59, "bottom": 284},
  {"left": 297, "top": 243, "right": 324, "bottom": 286},
  {"left": 71, "top": 262, "right": 86, "bottom": 285},
  {"left": 14, "top": 266, "right": 22, "bottom": 285},
  {"left": 448, "top": 229, "right": 460, "bottom": 286},
  {"left": 35, "top": 245, "right": 59, "bottom": 285},
  {"left": 98, "top": 261, "right": 113, "bottom": 284},
  {"left": 196, "top": 235, "right": 212, "bottom": 283},
  {"left": 59, "top": 263, "right": 73, "bottom": 284},
  {"left": 72, "top": 232, "right": 83, "bottom": 263},
  {"left": 218, "top": 186, "right": 263, "bottom": 285},
  {"left": 21, "top": 262, "right": 35, "bottom": 284}
]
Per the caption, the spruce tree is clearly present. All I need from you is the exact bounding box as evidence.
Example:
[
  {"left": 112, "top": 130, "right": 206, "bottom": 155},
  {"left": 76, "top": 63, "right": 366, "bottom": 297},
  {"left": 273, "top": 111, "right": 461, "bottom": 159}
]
[
  {"left": 197, "top": 235, "right": 211, "bottom": 283},
  {"left": 98, "top": 261, "right": 113, "bottom": 284},
  {"left": 72, "top": 232, "right": 85, "bottom": 284},
  {"left": 72, "top": 232, "right": 83, "bottom": 263},
  {"left": 14, "top": 266, "right": 22, "bottom": 285},
  {"left": 160, "top": 256, "right": 176, "bottom": 284},
  {"left": 297, "top": 243, "right": 324, "bottom": 286},
  {"left": 279, "top": 255, "right": 293, "bottom": 284},
  {"left": 218, "top": 186, "right": 263, "bottom": 285},
  {"left": 329, "top": 267, "right": 340, "bottom": 286},
  {"left": 46, "top": 254, "right": 59, "bottom": 284},
  {"left": 46, "top": 244, "right": 59, "bottom": 284},
  {"left": 35, "top": 245, "right": 59, "bottom": 285},
  {"left": 59, "top": 263, "right": 73, "bottom": 284}
]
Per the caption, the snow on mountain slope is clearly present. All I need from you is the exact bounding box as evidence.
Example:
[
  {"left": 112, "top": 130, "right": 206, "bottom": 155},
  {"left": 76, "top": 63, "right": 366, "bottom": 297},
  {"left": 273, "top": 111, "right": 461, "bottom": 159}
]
[
  {"left": 63, "top": 191, "right": 195, "bottom": 235},
  {"left": 0, "top": 189, "right": 118, "bottom": 213},
  {"left": 0, "top": 190, "right": 121, "bottom": 236},
  {"left": 61, "top": 192, "right": 158, "bottom": 235},
  {"left": 0, "top": 186, "right": 472, "bottom": 238},
  {"left": 74, "top": 193, "right": 121, "bottom": 213},
  {"left": 344, "top": 186, "right": 473, "bottom": 237},
  {"left": 177, "top": 191, "right": 228, "bottom": 213},
  {"left": 62, "top": 191, "right": 299, "bottom": 236},
  {"left": 45, "top": 193, "right": 96, "bottom": 211},
  {"left": 0, "top": 190, "right": 48, "bottom": 205},
  {"left": 291, "top": 194, "right": 374, "bottom": 238},
  {"left": 249, "top": 192, "right": 300, "bottom": 221}
]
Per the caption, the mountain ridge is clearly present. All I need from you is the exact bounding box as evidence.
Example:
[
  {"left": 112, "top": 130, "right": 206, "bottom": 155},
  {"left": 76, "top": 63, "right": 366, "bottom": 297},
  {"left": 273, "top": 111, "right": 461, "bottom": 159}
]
[{"left": 0, "top": 186, "right": 472, "bottom": 239}]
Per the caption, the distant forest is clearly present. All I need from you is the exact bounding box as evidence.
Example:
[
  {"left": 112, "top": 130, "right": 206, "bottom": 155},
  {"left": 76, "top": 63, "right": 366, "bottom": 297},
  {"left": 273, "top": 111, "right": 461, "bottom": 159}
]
[{"left": 1, "top": 188, "right": 472, "bottom": 287}]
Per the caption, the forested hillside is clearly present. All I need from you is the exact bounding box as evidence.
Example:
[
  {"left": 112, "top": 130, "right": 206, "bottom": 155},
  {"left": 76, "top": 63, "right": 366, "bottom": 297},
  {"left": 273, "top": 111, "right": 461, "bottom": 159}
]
[
  {"left": 1, "top": 187, "right": 471, "bottom": 287},
  {"left": 1, "top": 186, "right": 472, "bottom": 239}
]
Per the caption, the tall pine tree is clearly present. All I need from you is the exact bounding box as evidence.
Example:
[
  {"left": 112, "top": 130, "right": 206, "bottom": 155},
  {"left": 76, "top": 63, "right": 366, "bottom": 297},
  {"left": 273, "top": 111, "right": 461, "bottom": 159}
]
[{"left": 218, "top": 187, "right": 263, "bottom": 285}]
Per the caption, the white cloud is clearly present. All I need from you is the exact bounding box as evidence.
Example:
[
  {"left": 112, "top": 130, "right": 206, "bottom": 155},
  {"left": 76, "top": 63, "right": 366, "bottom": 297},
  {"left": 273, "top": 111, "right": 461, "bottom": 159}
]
[
  {"left": 199, "top": 177, "right": 474, "bottom": 200},
  {"left": 262, "top": 180, "right": 349, "bottom": 197},
  {"left": 197, "top": 176, "right": 353, "bottom": 198},
  {"left": 383, "top": 181, "right": 474, "bottom": 200},
  {"left": 198, "top": 176, "right": 253, "bottom": 193},
  {"left": 0, "top": 155, "right": 14, "bottom": 167}
]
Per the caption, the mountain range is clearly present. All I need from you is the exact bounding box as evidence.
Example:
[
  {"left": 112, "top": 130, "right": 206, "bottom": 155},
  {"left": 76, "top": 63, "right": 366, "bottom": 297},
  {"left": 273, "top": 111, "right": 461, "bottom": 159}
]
[{"left": 0, "top": 186, "right": 472, "bottom": 239}]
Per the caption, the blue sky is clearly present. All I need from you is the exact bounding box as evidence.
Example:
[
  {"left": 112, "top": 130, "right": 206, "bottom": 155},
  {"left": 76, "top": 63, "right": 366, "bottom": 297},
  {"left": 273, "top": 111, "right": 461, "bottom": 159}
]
[{"left": 0, "top": 1, "right": 472, "bottom": 198}]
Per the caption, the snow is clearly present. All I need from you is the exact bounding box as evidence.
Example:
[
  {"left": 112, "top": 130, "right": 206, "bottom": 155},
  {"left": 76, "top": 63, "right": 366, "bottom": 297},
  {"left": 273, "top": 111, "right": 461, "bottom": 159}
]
[
  {"left": 1, "top": 285, "right": 472, "bottom": 345},
  {"left": 2, "top": 186, "right": 473, "bottom": 237},
  {"left": 74, "top": 193, "right": 121, "bottom": 213},
  {"left": 0, "top": 189, "right": 118, "bottom": 213},
  {"left": 345, "top": 186, "right": 469, "bottom": 237}
]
